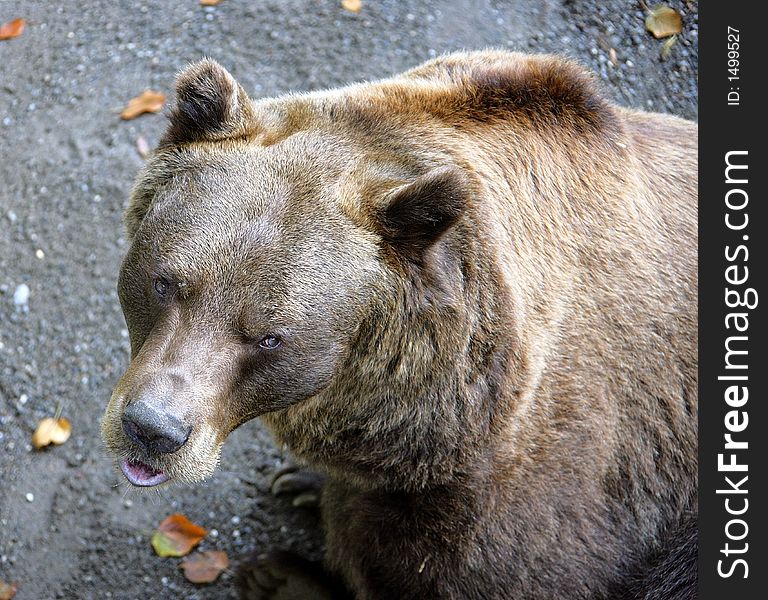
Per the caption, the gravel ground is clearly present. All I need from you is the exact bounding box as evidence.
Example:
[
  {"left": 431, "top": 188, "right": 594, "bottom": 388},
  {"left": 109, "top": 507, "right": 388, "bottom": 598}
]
[{"left": 0, "top": 1, "right": 697, "bottom": 599}]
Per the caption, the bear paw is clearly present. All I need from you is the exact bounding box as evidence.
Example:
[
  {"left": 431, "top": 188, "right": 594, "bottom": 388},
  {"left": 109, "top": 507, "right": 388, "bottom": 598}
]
[{"left": 236, "top": 551, "right": 343, "bottom": 600}]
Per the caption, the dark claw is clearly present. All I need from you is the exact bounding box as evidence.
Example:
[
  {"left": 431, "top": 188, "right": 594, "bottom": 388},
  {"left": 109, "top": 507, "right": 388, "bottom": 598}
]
[{"left": 271, "top": 468, "right": 325, "bottom": 499}]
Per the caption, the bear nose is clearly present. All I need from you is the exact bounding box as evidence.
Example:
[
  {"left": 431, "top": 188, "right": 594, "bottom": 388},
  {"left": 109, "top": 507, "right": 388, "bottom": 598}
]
[{"left": 122, "top": 401, "right": 192, "bottom": 454}]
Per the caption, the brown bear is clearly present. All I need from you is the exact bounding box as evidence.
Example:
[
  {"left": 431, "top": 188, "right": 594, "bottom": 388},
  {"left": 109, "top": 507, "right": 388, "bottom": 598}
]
[{"left": 101, "top": 51, "right": 698, "bottom": 600}]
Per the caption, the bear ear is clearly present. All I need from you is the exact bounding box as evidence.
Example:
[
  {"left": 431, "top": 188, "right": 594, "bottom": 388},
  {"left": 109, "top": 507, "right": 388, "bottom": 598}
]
[
  {"left": 377, "top": 166, "right": 468, "bottom": 262},
  {"left": 161, "top": 58, "right": 256, "bottom": 145}
]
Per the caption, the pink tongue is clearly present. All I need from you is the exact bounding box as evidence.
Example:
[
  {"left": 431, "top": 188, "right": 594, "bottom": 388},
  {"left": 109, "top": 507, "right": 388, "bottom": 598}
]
[{"left": 120, "top": 458, "right": 170, "bottom": 487}]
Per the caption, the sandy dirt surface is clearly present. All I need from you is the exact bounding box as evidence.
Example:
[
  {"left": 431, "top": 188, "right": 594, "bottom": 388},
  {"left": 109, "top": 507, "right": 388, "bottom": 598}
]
[{"left": 0, "top": 1, "right": 697, "bottom": 599}]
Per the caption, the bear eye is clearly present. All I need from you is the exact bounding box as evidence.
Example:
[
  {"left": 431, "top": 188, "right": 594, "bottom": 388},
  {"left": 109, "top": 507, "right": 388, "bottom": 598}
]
[
  {"left": 258, "top": 335, "right": 282, "bottom": 350},
  {"left": 153, "top": 277, "right": 170, "bottom": 298}
]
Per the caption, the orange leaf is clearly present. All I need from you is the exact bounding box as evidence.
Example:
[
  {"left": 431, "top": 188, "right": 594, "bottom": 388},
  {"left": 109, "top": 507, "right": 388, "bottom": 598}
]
[
  {"left": 120, "top": 90, "right": 166, "bottom": 120},
  {"left": 151, "top": 514, "right": 207, "bottom": 557},
  {"left": 0, "top": 18, "right": 25, "bottom": 41},
  {"left": 200, "top": 0, "right": 224, "bottom": 5},
  {"left": 0, "top": 578, "right": 17, "bottom": 600},
  {"left": 342, "top": 0, "right": 362, "bottom": 13},
  {"left": 180, "top": 550, "right": 229, "bottom": 583},
  {"left": 32, "top": 417, "right": 72, "bottom": 449},
  {"left": 645, "top": 5, "right": 683, "bottom": 39}
]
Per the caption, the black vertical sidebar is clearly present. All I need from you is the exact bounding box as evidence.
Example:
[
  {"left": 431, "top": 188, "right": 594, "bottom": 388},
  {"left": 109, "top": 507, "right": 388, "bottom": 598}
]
[{"left": 699, "top": 3, "right": 767, "bottom": 599}]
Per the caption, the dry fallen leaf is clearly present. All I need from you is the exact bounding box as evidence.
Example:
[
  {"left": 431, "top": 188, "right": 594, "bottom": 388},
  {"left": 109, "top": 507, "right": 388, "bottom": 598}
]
[
  {"left": 32, "top": 416, "right": 72, "bottom": 449},
  {"left": 200, "top": 0, "right": 224, "bottom": 5},
  {"left": 645, "top": 5, "right": 683, "bottom": 39},
  {"left": 0, "top": 579, "right": 17, "bottom": 600},
  {"left": 608, "top": 48, "right": 618, "bottom": 67},
  {"left": 0, "top": 18, "right": 25, "bottom": 41},
  {"left": 151, "top": 514, "right": 208, "bottom": 557},
  {"left": 180, "top": 551, "right": 229, "bottom": 583},
  {"left": 136, "top": 136, "right": 151, "bottom": 159},
  {"left": 120, "top": 90, "right": 166, "bottom": 120},
  {"left": 342, "top": 0, "right": 362, "bottom": 13}
]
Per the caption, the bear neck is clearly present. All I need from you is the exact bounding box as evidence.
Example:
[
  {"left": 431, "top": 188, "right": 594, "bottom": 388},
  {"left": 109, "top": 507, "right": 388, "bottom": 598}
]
[{"left": 262, "top": 234, "right": 527, "bottom": 493}]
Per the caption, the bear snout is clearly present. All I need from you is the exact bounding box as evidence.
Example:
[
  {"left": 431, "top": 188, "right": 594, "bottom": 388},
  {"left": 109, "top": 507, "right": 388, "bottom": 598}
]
[{"left": 121, "top": 400, "right": 192, "bottom": 455}]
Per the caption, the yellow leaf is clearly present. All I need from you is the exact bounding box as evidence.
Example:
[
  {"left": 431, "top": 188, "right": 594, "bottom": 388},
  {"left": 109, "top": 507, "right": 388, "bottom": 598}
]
[
  {"left": 180, "top": 551, "right": 229, "bottom": 583},
  {"left": 151, "top": 514, "right": 207, "bottom": 557},
  {"left": 151, "top": 531, "right": 180, "bottom": 557},
  {"left": 200, "top": 0, "right": 224, "bottom": 5},
  {"left": 0, "top": 18, "right": 25, "bottom": 41},
  {"left": 120, "top": 90, "right": 166, "bottom": 120},
  {"left": 342, "top": 0, "right": 362, "bottom": 13},
  {"left": 32, "top": 417, "right": 72, "bottom": 449},
  {"left": 645, "top": 5, "right": 683, "bottom": 39}
]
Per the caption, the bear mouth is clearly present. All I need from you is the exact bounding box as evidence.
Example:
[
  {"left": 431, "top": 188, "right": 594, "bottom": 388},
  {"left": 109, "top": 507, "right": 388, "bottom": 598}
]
[{"left": 120, "top": 458, "right": 170, "bottom": 487}]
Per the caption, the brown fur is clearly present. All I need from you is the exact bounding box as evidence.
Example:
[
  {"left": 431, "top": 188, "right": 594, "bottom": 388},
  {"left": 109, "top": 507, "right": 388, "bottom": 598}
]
[{"left": 102, "top": 51, "right": 698, "bottom": 599}]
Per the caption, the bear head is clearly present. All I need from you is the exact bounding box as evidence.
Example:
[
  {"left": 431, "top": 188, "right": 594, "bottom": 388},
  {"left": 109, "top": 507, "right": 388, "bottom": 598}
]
[{"left": 101, "top": 59, "right": 471, "bottom": 486}]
